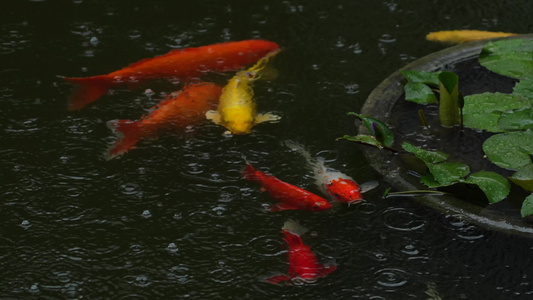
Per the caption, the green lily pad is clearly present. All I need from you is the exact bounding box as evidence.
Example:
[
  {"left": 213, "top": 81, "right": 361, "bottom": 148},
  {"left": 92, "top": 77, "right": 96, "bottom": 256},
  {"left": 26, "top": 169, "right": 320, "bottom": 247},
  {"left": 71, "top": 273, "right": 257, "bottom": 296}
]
[
  {"left": 479, "top": 39, "right": 533, "bottom": 80},
  {"left": 402, "top": 142, "right": 449, "bottom": 164},
  {"left": 338, "top": 134, "right": 384, "bottom": 149},
  {"left": 521, "top": 194, "right": 533, "bottom": 217},
  {"left": 483, "top": 131, "right": 533, "bottom": 170},
  {"left": 498, "top": 108, "right": 533, "bottom": 131},
  {"left": 404, "top": 82, "right": 438, "bottom": 104},
  {"left": 513, "top": 77, "right": 533, "bottom": 99},
  {"left": 400, "top": 70, "right": 441, "bottom": 85},
  {"left": 463, "top": 111, "right": 503, "bottom": 132},
  {"left": 509, "top": 164, "right": 533, "bottom": 192},
  {"left": 461, "top": 93, "right": 531, "bottom": 132},
  {"left": 427, "top": 161, "right": 470, "bottom": 186},
  {"left": 464, "top": 171, "right": 510, "bottom": 203},
  {"left": 347, "top": 112, "right": 394, "bottom": 147}
]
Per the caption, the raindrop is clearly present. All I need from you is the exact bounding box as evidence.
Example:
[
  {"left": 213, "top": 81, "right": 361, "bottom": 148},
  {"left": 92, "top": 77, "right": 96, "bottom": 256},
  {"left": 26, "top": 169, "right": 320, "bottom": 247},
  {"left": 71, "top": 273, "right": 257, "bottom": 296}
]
[
  {"left": 20, "top": 220, "right": 31, "bottom": 229},
  {"left": 120, "top": 182, "right": 140, "bottom": 195},
  {"left": 89, "top": 36, "right": 99, "bottom": 46},
  {"left": 141, "top": 210, "right": 151, "bottom": 218},
  {"left": 167, "top": 242, "right": 179, "bottom": 253},
  {"left": 29, "top": 283, "right": 40, "bottom": 294},
  {"left": 374, "top": 268, "right": 408, "bottom": 288}
]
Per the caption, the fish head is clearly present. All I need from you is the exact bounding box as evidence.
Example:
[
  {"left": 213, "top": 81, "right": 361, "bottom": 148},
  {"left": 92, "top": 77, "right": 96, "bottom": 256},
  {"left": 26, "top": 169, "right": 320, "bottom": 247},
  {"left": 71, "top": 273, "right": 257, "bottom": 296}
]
[
  {"left": 326, "top": 178, "right": 363, "bottom": 204},
  {"left": 222, "top": 106, "right": 254, "bottom": 135}
]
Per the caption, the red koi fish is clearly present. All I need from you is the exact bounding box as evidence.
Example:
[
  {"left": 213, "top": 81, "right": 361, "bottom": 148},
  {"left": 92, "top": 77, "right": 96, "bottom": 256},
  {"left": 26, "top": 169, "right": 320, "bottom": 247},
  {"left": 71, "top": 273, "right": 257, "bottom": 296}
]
[
  {"left": 242, "top": 162, "right": 331, "bottom": 212},
  {"left": 62, "top": 40, "right": 279, "bottom": 111},
  {"left": 266, "top": 220, "right": 336, "bottom": 284},
  {"left": 285, "top": 141, "right": 363, "bottom": 205},
  {"left": 106, "top": 83, "right": 222, "bottom": 159}
]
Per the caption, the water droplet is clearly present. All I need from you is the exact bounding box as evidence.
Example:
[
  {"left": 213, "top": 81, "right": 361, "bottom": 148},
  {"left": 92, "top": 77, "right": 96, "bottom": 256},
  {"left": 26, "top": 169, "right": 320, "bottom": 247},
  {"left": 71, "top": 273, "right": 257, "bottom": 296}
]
[
  {"left": 20, "top": 220, "right": 31, "bottom": 229},
  {"left": 167, "top": 243, "right": 179, "bottom": 253},
  {"left": 89, "top": 36, "right": 99, "bottom": 46},
  {"left": 141, "top": 210, "right": 151, "bottom": 218}
]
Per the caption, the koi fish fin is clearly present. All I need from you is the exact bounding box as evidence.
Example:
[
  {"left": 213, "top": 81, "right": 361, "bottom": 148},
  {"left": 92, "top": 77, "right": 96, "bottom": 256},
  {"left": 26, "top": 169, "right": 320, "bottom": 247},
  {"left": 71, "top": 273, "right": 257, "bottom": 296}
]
[
  {"left": 266, "top": 274, "right": 291, "bottom": 284},
  {"left": 61, "top": 75, "right": 113, "bottom": 111},
  {"left": 242, "top": 163, "right": 259, "bottom": 181},
  {"left": 281, "top": 229, "right": 304, "bottom": 246},
  {"left": 205, "top": 110, "right": 222, "bottom": 124},
  {"left": 254, "top": 112, "right": 281, "bottom": 124},
  {"left": 270, "top": 203, "right": 299, "bottom": 212},
  {"left": 282, "top": 219, "right": 308, "bottom": 236},
  {"left": 106, "top": 119, "right": 142, "bottom": 159}
]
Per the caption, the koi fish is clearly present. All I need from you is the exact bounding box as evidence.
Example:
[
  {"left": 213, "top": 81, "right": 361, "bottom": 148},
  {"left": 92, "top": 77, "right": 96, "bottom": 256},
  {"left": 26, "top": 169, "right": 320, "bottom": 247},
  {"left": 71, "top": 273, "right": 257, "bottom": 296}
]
[
  {"left": 205, "top": 49, "right": 281, "bottom": 135},
  {"left": 426, "top": 30, "right": 516, "bottom": 44},
  {"left": 106, "top": 83, "right": 222, "bottom": 159},
  {"left": 266, "top": 219, "right": 336, "bottom": 284},
  {"left": 284, "top": 141, "right": 363, "bottom": 205},
  {"left": 242, "top": 161, "right": 331, "bottom": 212},
  {"left": 61, "top": 40, "right": 279, "bottom": 111}
]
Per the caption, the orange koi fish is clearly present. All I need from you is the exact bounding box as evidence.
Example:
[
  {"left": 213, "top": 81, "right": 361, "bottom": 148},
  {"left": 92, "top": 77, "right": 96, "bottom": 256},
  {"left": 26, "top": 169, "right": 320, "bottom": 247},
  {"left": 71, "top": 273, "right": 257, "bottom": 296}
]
[
  {"left": 266, "top": 220, "right": 336, "bottom": 284},
  {"left": 426, "top": 30, "right": 516, "bottom": 44},
  {"left": 242, "top": 162, "right": 331, "bottom": 212},
  {"left": 106, "top": 83, "right": 222, "bottom": 159},
  {"left": 62, "top": 40, "right": 279, "bottom": 110},
  {"left": 285, "top": 141, "right": 363, "bottom": 205}
]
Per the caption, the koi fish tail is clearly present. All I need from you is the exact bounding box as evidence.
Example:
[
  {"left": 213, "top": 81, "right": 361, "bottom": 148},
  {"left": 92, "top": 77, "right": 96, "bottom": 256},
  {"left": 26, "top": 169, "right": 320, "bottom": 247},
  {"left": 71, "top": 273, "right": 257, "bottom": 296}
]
[
  {"left": 284, "top": 140, "right": 317, "bottom": 168},
  {"left": 265, "top": 274, "right": 291, "bottom": 284},
  {"left": 281, "top": 229, "right": 304, "bottom": 247},
  {"left": 106, "top": 119, "right": 142, "bottom": 159},
  {"left": 61, "top": 75, "right": 112, "bottom": 111}
]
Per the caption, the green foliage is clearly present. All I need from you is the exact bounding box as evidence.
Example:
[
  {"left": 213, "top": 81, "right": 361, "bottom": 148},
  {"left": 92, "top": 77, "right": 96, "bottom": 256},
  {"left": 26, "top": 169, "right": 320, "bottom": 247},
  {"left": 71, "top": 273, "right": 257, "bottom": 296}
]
[
  {"left": 521, "top": 194, "right": 533, "bottom": 218},
  {"left": 509, "top": 164, "right": 533, "bottom": 192},
  {"left": 402, "top": 142, "right": 509, "bottom": 203},
  {"left": 400, "top": 70, "right": 439, "bottom": 104},
  {"left": 482, "top": 131, "right": 533, "bottom": 170},
  {"left": 479, "top": 38, "right": 533, "bottom": 80},
  {"left": 341, "top": 112, "right": 395, "bottom": 149},
  {"left": 438, "top": 72, "right": 460, "bottom": 127}
]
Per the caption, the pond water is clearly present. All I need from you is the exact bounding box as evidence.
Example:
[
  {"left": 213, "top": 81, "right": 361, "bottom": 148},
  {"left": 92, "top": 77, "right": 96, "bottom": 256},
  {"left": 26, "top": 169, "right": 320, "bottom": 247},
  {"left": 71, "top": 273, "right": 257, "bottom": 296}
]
[{"left": 2, "top": 0, "right": 533, "bottom": 299}]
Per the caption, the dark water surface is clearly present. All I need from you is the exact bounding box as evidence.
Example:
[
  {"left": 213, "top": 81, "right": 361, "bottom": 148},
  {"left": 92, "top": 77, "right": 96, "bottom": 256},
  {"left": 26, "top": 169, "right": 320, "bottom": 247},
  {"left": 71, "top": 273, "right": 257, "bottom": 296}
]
[{"left": 2, "top": 1, "right": 533, "bottom": 299}]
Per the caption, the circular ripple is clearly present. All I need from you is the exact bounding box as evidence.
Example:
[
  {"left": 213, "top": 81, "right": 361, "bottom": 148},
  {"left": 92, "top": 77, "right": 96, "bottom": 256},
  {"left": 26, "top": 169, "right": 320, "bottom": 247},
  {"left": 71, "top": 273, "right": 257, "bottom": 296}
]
[
  {"left": 446, "top": 214, "right": 485, "bottom": 240},
  {"left": 247, "top": 235, "right": 285, "bottom": 257},
  {"left": 374, "top": 267, "right": 408, "bottom": 288},
  {"left": 381, "top": 208, "right": 427, "bottom": 232}
]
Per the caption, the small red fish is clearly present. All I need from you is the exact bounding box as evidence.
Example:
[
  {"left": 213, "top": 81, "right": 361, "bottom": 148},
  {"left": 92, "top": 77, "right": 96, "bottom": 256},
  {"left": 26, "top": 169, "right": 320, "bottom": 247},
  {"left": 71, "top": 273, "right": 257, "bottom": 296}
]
[
  {"left": 62, "top": 40, "right": 279, "bottom": 110},
  {"left": 242, "top": 162, "right": 331, "bottom": 212},
  {"left": 285, "top": 141, "right": 363, "bottom": 204},
  {"left": 267, "top": 221, "right": 336, "bottom": 284},
  {"left": 106, "top": 82, "right": 222, "bottom": 159}
]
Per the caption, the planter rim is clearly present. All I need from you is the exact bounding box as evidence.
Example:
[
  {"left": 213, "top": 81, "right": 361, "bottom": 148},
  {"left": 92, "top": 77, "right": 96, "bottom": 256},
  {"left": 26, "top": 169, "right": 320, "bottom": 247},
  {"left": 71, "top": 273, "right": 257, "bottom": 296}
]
[{"left": 360, "top": 34, "right": 533, "bottom": 237}]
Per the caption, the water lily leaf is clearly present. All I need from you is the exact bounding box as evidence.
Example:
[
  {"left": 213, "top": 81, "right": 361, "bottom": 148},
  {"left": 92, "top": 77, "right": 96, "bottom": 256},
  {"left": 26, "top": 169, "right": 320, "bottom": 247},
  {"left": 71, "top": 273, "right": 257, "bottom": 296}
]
[
  {"left": 479, "top": 39, "right": 533, "bottom": 80},
  {"left": 400, "top": 70, "right": 441, "bottom": 85},
  {"left": 464, "top": 171, "right": 510, "bottom": 203},
  {"left": 483, "top": 131, "right": 533, "bottom": 170},
  {"left": 347, "top": 112, "right": 394, "bottom": 146},
  {"left": 402, "top": 142, "right": 448, "bottom": 164},
  {"left": 463, "top": 111, "right": 503, "bottom": 132},
  {"left": 498, "top": 108, "right": 533, "bottom": 131},
  {"left": 513, "top": 77, "right": 533, "bottom": 99},
  {"left": 338, "top": 134, "right": 384, "bottom": 149},
  {"left": 463, "top": 92, "right": 531, "bottom": 114},
  {"left": 521, "top": 194, "right": 533, "bottom": 218},
  {"left": 404, "top": 82, "right": 438, "bottom": 104},
  {"left": 461, "top": 92, "right": 531, "bottom": 131},
  {"left": 427, "top": 161, "right": 470, "bottom": 186},
  {"left": 420, "top": 172, "right": 441, "bottom": 188},
  {"left": 509, "top": 164, "right": 533, "bottom": 192}
]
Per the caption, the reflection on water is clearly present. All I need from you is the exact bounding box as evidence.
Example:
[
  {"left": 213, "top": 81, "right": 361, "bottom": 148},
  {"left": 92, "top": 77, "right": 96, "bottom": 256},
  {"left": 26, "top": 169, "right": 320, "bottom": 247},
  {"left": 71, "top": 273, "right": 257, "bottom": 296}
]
[{"left": 2, "top": 0, "right": 533, "bottom": 299}]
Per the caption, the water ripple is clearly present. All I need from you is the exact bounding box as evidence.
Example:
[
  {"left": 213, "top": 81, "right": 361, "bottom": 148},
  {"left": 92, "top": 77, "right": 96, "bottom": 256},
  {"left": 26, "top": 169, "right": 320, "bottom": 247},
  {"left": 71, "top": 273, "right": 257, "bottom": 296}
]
[{"left": 381, "top": 207, "right": 427, "bottom": 232}]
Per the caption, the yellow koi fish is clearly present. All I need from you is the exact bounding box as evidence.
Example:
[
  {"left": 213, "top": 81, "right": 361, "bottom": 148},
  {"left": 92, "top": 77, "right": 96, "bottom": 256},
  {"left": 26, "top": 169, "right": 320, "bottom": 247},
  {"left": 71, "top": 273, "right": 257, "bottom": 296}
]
[
  {"left": 426, "top": 30, "right": 517, "bottom": 44},
  {"left": 206, "top": 49, "right": 281, "bottom": 135}
]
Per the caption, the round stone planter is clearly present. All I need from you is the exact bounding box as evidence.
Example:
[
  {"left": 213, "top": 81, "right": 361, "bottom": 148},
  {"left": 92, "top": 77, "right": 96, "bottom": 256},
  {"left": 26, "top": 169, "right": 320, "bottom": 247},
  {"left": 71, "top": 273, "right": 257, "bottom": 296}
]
[{"left": 360, "top": 34, "right": 533, "bottom": 236}]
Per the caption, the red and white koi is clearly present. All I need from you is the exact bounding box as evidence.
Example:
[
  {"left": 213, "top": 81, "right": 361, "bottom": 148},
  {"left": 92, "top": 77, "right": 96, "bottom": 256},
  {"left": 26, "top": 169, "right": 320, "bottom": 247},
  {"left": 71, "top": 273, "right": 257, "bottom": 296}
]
[
  {"left": 242, "top": 161, "right": 331, "bottom": 212},
  {"left": 284, "top": 140, "right": 364, "bottom": 205},
  {"left": 266, "top": 219, "right": 336, "bottom": 284}
]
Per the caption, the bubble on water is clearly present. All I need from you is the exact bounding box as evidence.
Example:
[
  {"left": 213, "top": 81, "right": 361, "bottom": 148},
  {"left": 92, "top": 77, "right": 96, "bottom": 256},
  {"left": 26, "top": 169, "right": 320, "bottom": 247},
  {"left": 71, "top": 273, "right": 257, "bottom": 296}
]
[
  {"left": 20, "top": 219, "right": 31, "bottom": 229},
  {"left": 141, "top": 210, "right": 151, "bottom": 218},
  {"left": 89, "top": 36, "right": 99, "bottom": 46},
  {"left": 167, "top": 243, "right": 179, "bottom": 254},
  {"left": 144, "top": 89, "right": 154, "bottom": 97},
  {"left": 120, "top": 182, "right": 141, "bottom": 195},
  {"left": 28, "top": 283, "right": 40, "bottom": 294}
]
